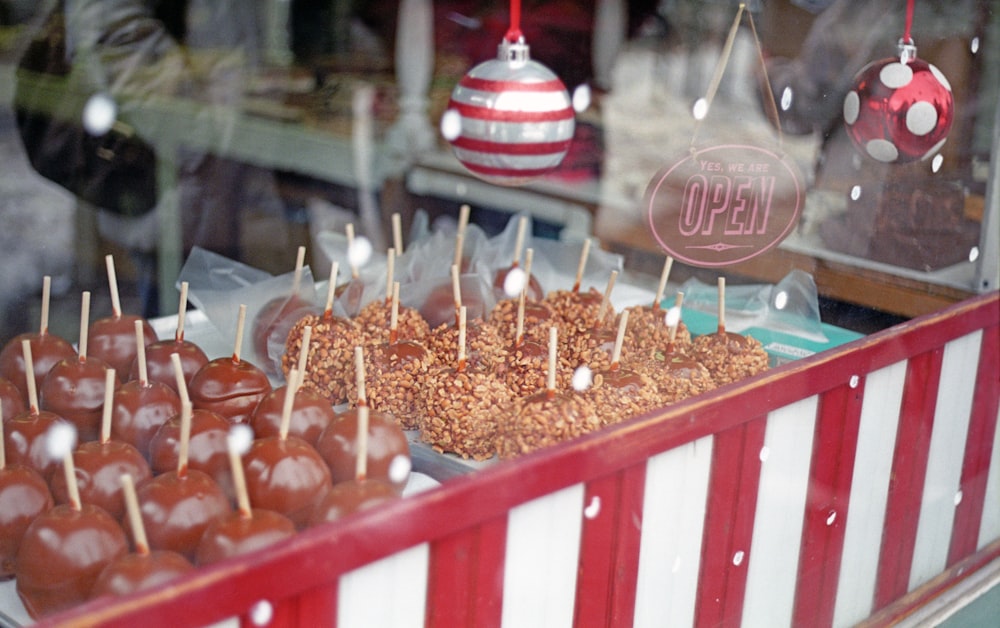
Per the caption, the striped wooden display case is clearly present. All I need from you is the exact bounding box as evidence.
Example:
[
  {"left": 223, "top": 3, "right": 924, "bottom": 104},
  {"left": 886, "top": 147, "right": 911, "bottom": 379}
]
[{"left": 27, "top": 291, "right": 1000, "bottom": 627}]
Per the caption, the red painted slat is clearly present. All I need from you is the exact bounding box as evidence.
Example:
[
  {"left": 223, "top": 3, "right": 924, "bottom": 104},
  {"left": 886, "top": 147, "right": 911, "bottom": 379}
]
[
  {"left": 426, "top": 517, "right": 507, "bottom": 628},
  {"left": 948, "top": 324, "right": 1000, "bottom": 565},
  {"left": 793, "top": 380, "right": 865, "bottom": 627},
  {"left": 874, "top": 348, "right": 944, "bottom": 610},
  {"left": 695, "top": 417, "right": 767, "bottom": 627},
  {"left": 573, "top": 464, "right": 646, "bottom": 626}
]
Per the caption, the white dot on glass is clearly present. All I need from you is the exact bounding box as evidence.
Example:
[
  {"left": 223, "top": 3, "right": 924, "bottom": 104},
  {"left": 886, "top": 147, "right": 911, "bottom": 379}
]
[
  {"left": 954, "top": 490, "right": 963, "bottom": 506},
  {"left": 906, "top": 101, "right": 938, "bottom": 136},
  {"left": 572, "top": 365, "right": 593, "bottom": 392},
  {"left": 879, "top": 62, "right": 913, "bottom": 89},
  {"left": 503, "top": 267, "right": 527, "bottom": 298},
  {"left": 774, "top": 290, "right": 788, "bottom": 310},
  {"left": 82, "top": 93, "right": 117, "bottom": 136},
  {"left": 440, "top": 109, "right": 462, "bottom": 141},
  {"left": 826, "top": 511, "right": 837, "bottom": 526},
  {"left": 849, "top": 375, "right": 859, "bottom": 389},
  {"left": 584, "top": 496, "right": 601, "bottom": 519},
  {"left": 692, "top": 98, "right": 709, "bottom": 120},
  {"left": 228, "top": 424, "right": 254, "bottom": 456},
  {"left": 250, "top": 600, "right": 273, "bottom": 626},
  {"left": 664, "top": 306, "right": 682, "bottom": 329},
  {"left": 732, "top": 551, "right": 745, "bottom": 566},
  {"left": 780, "top": 86, "right": 793, "bottom": 111},
  {"left": 969, "top": 247, "right": 980, "bottom": 263},
  {"left": 46, "top": 421, "right": 77, "bottom": 460},
  {"left": 455, "top": 182, "right": 468, "bottom": 196},
  {"left": 389, "top": 454, "right": 412, "bottom": 485},
  {"left": 759, "top": 446, "right": 770, "bottom": 462},
  {"left": 347, "top": 236, "right": 373, "bottom": 269},
  {"left": 931, "top": 154, "right": 944, "bottom": 173},
  {"left": 970, "top": 37, "right": 980, "bottom": 55},
  {"left": 850, "top": 185, "right": 862, "bottom": 201},
  {"left": 866, "top": 139, "right": 899, "bottom": 163},
  {"left": 572, "top": 84, "right": 592, "bottom": 113},
  {"left": 843, "top": 92, "right": 860, "bottom": 125}
]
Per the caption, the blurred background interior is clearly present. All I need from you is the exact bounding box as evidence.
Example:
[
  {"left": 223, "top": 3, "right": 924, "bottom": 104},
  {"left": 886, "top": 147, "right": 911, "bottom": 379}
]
[{"left": 0, "top": 0, "right": 996, "bottom": 345}]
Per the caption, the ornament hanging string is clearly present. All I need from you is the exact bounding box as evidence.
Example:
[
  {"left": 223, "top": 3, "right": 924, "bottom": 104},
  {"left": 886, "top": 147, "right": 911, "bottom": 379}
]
[
  {"left": 505, "top": 0, "right": 523, "bottom": 42},
  {"left": 690, "top": 4, "right": 783, "bottom": 151},
  {"left": 903, "top": 0, "right": 915, "bottom": 44}
]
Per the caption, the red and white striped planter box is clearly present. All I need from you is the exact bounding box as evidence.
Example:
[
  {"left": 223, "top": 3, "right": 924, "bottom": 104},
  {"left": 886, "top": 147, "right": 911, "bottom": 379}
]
[{"left": 38, "top": 292, "right": 999, "bottom": 627}]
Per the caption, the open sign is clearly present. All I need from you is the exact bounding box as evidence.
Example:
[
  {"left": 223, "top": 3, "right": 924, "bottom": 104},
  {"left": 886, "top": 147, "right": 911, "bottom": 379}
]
[{"left": 645, "top": 145, "right": 803, "bottom": 267}]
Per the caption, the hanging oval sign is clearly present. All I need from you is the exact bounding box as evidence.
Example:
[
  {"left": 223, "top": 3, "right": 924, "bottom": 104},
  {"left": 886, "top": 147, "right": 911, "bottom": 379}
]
[{"left": 644, "top": 144, "right": 803, "bottom": 267}]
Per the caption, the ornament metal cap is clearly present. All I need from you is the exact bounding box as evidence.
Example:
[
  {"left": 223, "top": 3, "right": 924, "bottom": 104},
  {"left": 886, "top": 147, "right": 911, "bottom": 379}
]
[
  {"left": 498, "top": 37, "right": 530, "bottom": 65},
  {"left": 897, "top": 38, "right": 918, "bottom": 63}
]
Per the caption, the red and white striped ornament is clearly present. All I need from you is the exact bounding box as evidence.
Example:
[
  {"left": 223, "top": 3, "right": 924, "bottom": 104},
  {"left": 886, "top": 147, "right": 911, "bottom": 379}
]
[{"left": 443, "top": 38, "right": 575, "bottom": 186}]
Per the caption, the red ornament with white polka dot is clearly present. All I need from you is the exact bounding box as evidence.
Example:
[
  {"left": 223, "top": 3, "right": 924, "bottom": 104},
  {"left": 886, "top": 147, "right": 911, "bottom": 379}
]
[
  {"left": 842, "top": 42, "right": 953, "bottom": 164},
  {"left": 442, "top": 38, "right": 575, "bottom": 186}
]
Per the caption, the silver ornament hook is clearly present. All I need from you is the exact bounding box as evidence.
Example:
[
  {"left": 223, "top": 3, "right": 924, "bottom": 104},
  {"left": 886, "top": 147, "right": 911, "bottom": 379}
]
[
  {"left": 498, "top": 37, "right": 530, "bottom": 65},
  {"left": 897, "top": 38, "right": 918, "bottom": 63}
]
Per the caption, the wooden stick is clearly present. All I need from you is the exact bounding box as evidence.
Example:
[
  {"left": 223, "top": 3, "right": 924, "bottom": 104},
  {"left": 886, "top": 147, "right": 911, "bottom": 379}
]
[
  {"left": 385, "top": 248, "right": 395, "bottom": 303},
  {"left": 523, "top": 248, "right": 534, "bottom": 292},
  {"left": 177, "top": 400, "right": 192, "bottom": 477},
  {"left": 100, "top": 368, "right": 116, "bottom": 444},
  {"left": 355, "top": 404, "right": 369, "bottom": 481},
  {"left": 120, "top": 474, "right": 149, "bottom": 554},
  {"left": 135, "top": 320, "right": 149, "bottom": 386},
  {"left": 278, "top": 368, "right": 299, "bottom": 441},
  {"left": 40, "top": 276, "right": 51, "bottom": 335},
  {"left": 572, "top": 239, "right": 591, "bottom": 293},
  {"left": 653, "top": 256, "right": 673, "bottom": 310},
  {"left": 21, "top": 340, "right": 39, "bottom": 414},
  {"left": 79, "top": 291, "right": 91, "bottom": 361},
  {"left": 457, "top": 306, "right": 467, "bottom": 370},
  {"left": 611, "top": 309, "right": 629, "bottom": 368},
  {"left": 596, "top": 270, "right": 619, "bottom": 325},
  {"left": 176, "top": 281, "right": 189, "bottom": 341},
  {"left": 63, "top": 449, "right": 81, "bottom": 511},
  {"left": 105, "top": 255, "right": 122, "bottom": 318},
  {"left": 512, "top": 215, "right": 528, "bottom": 266},
  {"left": 451, "top": 264, "right": 462, "bottom": 324},
  {"left": 717, "top": 277, "right": 726, "bottom": 334},
  {"left": 547, "top": 326, "right": 558, "bottom": 393},
  {"left": 227, "top": 430, "right": 253, "bottom": 519},
  {"left": 354, "top": 346, "right": 367, "bottom": 406},
  {"left": 392, "top": 213, "right": 404, "bottom": 255},
  {"left": 171, "top": 352, "right": 190, "bottom": 406},
  {"left": 232, "top": 304, "right": 247, "bottom": 363},
  {"left": 291, "top": 246, "right": 306, "bottom": 295},
  {"left": 324, "top": 262, "right": 340, "bottom": 318},
  {"left": 345, "top": 223, "right": 359, "bottom": 279},
  {"left": 296, "top": 325, "right": 313, "bottom": 379},
  {"left": 453, "top": 204, "right": 470, "bottom": 269},
  {"left": 515, "top": 289, "right": 526, "bottom": 347},
  {"left": 389, "top": 282, "right": 400, "bottom": 344}
]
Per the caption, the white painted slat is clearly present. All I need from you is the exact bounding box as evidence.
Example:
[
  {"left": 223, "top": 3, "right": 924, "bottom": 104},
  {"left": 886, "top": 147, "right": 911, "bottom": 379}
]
[
  {"left": 337, "top": 544, "right": 429, "bottom": 628},
  {"left": 909, "top": 332, "right": 982, "bottom": 590},
  {"left": 501, "top": 484, "right": 585, "bottom": 628},
  {"left": 979, "top": 401, "right": 1000, "bottom": 550},
  {"left": 833, "top": 360, "right": 907, "bottom": 627},
  {"left": 742, "top": 396, "right": 819, "bottom": 627},
  {"left": 633, "top": 436, "right": 714, "bottom": 628}
]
